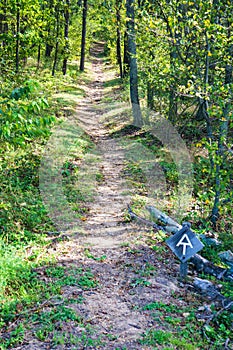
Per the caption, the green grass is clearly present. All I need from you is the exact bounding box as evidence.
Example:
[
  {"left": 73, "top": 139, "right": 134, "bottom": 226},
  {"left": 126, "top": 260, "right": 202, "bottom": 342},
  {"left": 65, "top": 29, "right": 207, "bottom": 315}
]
[
  {"left": 140, "top": 300, "right": 233, "bottom": 349},
  {"left": 140, "top": 329, "right": 199, "bottom": 349},
  {"left": 45, "top": 265, "right": 98, "bottom": 290},
  {"left": 0, "top": 263, "right": 98, "bottom": 349},
  {"left": 0, "top": 242, "right": 44, "bottom": 304}
]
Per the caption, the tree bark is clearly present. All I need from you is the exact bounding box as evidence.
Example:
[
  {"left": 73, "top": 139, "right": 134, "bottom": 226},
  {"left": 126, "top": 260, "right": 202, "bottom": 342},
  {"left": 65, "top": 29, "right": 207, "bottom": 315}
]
[
  {"left": 116, "top": 0, "right": 123, "bottom": 78},
  {"left": 211, "top": 27, "right": 232, "bottom": 227},
  {"left": 126, "top": 0, "right": 143, "bottom": 127},
  {"left": 45, "top": 42, "right": 53, "bottom": 58},
  {"left": 52, "top": 5, "right": 60, "bottom": 76},
  {"left": 62, "top": 0, "right": 70, "bottom": 75},
  {"left": 147, "top": 81, "right": 154, "bottom": 110},
  {"left": 196, "top": 33, "right": 214, "bottom": 169},
  {"left": 15, "top": 0, "right": 20, "bottom": 73},
  {"left": 0, "top": 0, "right": 8, "bottom": 47},
  {"left": 37, "top": 45, "right": 41, "bottom": 69},
  {"left": 45, "top": 0, "right": 54, "bottom": 58},
  {"left": 80, "top": 0, "right": 88, "bottom": 72},
  {"left": 123, "top": 30, "right": 130, "bottom": 76}
]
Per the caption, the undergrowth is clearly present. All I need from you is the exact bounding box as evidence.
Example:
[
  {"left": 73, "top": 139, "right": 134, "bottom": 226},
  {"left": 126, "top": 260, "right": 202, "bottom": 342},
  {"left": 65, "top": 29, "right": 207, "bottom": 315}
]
[{"left": 0, "top": 63, "right": 98, "bottom": 348}]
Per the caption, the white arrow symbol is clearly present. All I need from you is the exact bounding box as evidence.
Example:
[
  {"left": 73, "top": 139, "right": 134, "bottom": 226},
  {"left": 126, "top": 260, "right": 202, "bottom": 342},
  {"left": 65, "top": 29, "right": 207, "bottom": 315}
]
[{"left": 176, "top": 234, "right": 193, "bottom": 256}]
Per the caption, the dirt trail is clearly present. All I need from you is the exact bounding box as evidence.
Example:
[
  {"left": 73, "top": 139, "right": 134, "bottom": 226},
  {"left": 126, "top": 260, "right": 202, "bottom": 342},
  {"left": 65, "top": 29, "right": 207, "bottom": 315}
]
[
  {"left": 74, "top": 43, "right": 136, "bottom": 247},
  {"left": 50, "top": 43, "right": 185, "bottom": 349},
  {"left": 11, "top": 43, "right": 200, "bottom": 350}
]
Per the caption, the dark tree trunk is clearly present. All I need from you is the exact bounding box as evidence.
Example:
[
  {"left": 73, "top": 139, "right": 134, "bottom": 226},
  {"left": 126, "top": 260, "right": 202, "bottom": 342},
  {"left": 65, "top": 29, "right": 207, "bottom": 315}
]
[
  {"left": 3, "top": 3, "right": 8, "bottom": 45},
  {"left": 62, "top": 0, "right": 70, "bottom": 75},
  {"left": 15, "top": 0, "right": 20, "bottom": 73},
  {"left": 0, "top": 13, "right": 3, "bottom": 35},
  {"left": 126, "top": 0, "right": 143, "bottom": 127},
  {"left": 80, "top": 0, "right": 88, "bottom": 72},
  {"left": 37, "top": 45, "right": 41, "bottom": 69},
  {"left": 0, "top": 1, "right": 8, "bottom": 47},
  {"left": 52, "top": 6, "right": 60, "bottom": 76},
  {"left": 196, "top": 33, "right": 214, "bottom": 170},
  {"left": 211, "top": 86, "right": 231, "bottom": 227},
  {"left": 168, "top": 38, "right": 178, "bottom": 123},
  {"left": 147, "top": 82, "right": 154, "bottom": 110},
  {"left": 211, "top": 27, "right": 232, "bottom": 227},
  {"left": 45, "top": 42, "right": 53, "bottom": 58},
  {"left": 116, "top": 0, "right": 123, "bottom": 78},
  {"left": 123, "top": 30, "right": 129, "bottom": 76},
  {"left": 45, "top": 0, "right": 54, "bottom": 58},
  {"left": 168, "top": 87, "right": 177, "bottom": 122}
]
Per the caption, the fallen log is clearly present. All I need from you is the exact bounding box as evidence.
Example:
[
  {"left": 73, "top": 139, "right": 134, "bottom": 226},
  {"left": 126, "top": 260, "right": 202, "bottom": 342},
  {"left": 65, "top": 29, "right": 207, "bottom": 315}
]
[
  {"left": 129, "top": 205, "right": 233, "bottom": 282},
  {"left": 190, "top": 254, "right": 227, "bottom": 280},
  {"left": 194, "top": 278, "right": 227, "bottom": 303},
  {"left": 127, "top": 206, "right": 164, "bottom": 231},
  {"left": 146, "top": 205, "right": 182, "bottom": 233}
]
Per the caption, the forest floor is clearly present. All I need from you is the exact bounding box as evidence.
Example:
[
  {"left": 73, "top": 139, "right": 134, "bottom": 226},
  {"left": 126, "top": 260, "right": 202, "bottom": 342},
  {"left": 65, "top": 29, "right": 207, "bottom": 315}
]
[{"left": 7, "top": 43, "right": 212, "bottom": 350}]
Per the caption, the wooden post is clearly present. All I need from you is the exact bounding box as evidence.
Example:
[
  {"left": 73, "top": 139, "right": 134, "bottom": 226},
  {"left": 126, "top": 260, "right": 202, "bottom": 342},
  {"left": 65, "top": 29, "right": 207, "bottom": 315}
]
[{"left": 180, "top": 261, "right": 188, "bottom": 280}]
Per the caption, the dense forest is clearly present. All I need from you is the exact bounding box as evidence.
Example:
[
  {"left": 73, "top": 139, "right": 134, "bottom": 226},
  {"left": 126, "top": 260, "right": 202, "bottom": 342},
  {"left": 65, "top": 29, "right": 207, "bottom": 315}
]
[{"left": 0, "top": 0, "right": 233, "bottom": 349}]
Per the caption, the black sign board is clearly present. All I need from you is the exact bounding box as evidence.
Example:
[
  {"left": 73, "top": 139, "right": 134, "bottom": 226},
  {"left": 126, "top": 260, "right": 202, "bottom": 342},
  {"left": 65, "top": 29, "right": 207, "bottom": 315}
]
[{"left": 166, "top": 224, "right": 204, "bottom": 263}]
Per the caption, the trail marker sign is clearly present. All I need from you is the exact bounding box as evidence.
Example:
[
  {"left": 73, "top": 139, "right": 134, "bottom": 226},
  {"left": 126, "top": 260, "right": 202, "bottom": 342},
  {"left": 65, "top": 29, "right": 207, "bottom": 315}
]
[
  {"left": 166, "top": 223, "right": 204, "bottom": 263},
  {"left": 176, "top": 233, "right": 193, "bottom": 256}
]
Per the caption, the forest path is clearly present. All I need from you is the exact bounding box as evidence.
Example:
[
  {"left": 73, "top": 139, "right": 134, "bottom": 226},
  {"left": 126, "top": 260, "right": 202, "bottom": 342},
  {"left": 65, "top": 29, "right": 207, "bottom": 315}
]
[
  {"left": 73, "top": 42, "right": 134, "bottom": 247},
  {"left": 11, "top": 42, "right": 200, "bottom": 350}
]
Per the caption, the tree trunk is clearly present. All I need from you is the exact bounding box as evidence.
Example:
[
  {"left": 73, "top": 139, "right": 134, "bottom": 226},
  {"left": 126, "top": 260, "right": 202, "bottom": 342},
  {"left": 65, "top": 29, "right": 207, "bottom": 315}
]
[
  {"left": 116, "top": 0, "right": 123, "bottom": 78},
  {"left": 123, "top": 30, "right": 129, "bottom": 76},
  {"left": 147, "top": 82, "right": 154, "bottom": 110},
  {"left": 15, "top": 0, "right": 20, "bottom": 73},
  {"left": 52, "top": 5, "right": 60, "bottom": 76},
  {"left": 80, "top": 0, "right": 88, "bottom": 72},
  {"left": 211, "top": 27, "right": 232, "bottom": 227},
  {"left": 45, "top": 0, "right": 54, "bottom": 58},
  {"left": 211, "top": 102, "right": 231, "bottom": 227},
  {"left": 126, "top": 0, "right": 143, "bottom": 127},
  {"left": 62, "top": 0, "right": 70, "bottom": 75},
  {"left": 168, "top": 87, "right": 177, "bottom": 122},
  {"left": 37, "top": 45, "right": 41, "bottom": 69},
  {"left": 0, "top": 0, "right": 8, "bottom": 47},
  {"left": 168, "top": 29, "right": 179, "bottom": 123},
  {"left": 45, "top": 42, "right": 53, "bottom": 58}
]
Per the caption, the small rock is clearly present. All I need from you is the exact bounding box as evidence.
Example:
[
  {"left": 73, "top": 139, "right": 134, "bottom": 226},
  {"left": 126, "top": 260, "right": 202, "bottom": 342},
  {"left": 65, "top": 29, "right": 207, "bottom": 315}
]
[
  {"left": 193, "top": 278, "right": 213, "bottom": 292},
  {"left": 200, "top": 234, "right": 221, "bottom": 247},
  {"left": 193, "top": 278, "right": 224, "bottom": 301},
  {"left": 198, "top": 306, "right": 205, "bottom": 312},
  {"left": 198, "top": 305, "right": 211, "bottom": 312},
  {"left": 128, "top": 323, "right": 141, "bottom": 329},
  {"left": 219, "top": 250, "right": 233, "bottom": 268}
]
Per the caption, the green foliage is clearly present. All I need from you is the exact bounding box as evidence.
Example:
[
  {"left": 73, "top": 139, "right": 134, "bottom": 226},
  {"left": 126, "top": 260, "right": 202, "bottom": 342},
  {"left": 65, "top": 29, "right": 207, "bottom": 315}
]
[
  {"left": 140, "top": 329, "right": 198, "bottom": 349},
  {"left": 0, "top": 148, "right": 54, "bottom": 243},
  {"left": 0, "top": 324, "right": 25, "bottom": 349},
  {"left": 32, "top": 304, "right": 81, "bottom": 327},
  {"left": 0, "top": 242, "right": 39, "bottom": 301},
  {"left": 142, "top": 301, "right": 179, "bottom": 313},
  {"left": 140, "top": 299, "right": 233, "bottom": 349},
  {"left": 45, "top": 265, "right": 97, "bottom": 290},
  {"left": 130, "top": 278, "right": 151, "bottom": 287},
  {"left": 0, "top": 261, "right": 98, "bottom": 348},
  {"left": 84, "top": 249, "right": 107, "bottom": 262},
  {"left": 0, "top": 79, "right": 55, "bottom": 146}
]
